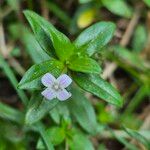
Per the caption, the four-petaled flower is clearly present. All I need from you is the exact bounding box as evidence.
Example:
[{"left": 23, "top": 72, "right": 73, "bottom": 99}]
[{"left": 41, "top": 73, "right": 72, "bottom": 101}]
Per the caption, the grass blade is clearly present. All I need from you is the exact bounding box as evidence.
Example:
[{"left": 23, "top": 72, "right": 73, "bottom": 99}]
[
  {"left": 0, "top": 54, "right": 28, "bottom": 105},
  {"left": 0, "top": 101, "right": 24, "bottom": 124}
]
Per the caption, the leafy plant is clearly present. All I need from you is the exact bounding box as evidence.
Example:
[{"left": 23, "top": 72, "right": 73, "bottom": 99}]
[{"left": 18, "top": 10, "right": 123, "bottom": 127}]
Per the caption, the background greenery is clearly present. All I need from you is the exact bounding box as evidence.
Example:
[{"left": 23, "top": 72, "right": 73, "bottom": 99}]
[{"left": 0, "top": 0, "right": 150, "bottom": 149}]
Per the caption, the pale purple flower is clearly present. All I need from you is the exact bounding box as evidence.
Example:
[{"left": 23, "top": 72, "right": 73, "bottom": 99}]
[{"left": 41, "top": 73, "right": 72, "bottom": 101}]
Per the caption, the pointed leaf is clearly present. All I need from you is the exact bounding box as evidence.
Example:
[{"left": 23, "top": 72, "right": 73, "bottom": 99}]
[
  {"left": 24, "top": 10, "right": 74, "bottom": 61},
  {"left": 69, "top": 57, "right": 101, "bottom": 74},
  {"left": 74, "top": 21, "right": 116, "bottom": 56},
  {"left": 72, "top": 73, "right": 123, "bottom": 107}
]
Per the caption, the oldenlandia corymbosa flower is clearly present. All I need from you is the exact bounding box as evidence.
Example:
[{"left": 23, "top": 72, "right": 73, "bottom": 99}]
[{"left": 41, "top": 73, "right": 72, "bottom": 101}]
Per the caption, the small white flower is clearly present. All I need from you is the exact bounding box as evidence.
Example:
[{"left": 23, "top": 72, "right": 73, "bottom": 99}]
[{"left": 41, "top": 73, "right": 72, "bottom": 101}]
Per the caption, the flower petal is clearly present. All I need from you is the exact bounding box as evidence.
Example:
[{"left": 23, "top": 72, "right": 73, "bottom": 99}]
[
  {"left": 57, "top": 74, "right": 72, "bottom": 88},
  {"left": 57, "top": 89, "right": 71, "bottom": 101},
  {"left": 41, "top": 88, "right": 56, "bottom": 100},
  {"left": 41, "top": 73, "right": 56, "bottom": 87}
]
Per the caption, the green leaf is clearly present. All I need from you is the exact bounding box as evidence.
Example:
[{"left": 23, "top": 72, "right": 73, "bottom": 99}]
[
  {"left": 143, "top": 0, "right": 150, "bottom": 7},
  {"left": 50, "top": 127, "right": 64, "bottom": 146},
  {"left": 18, "top": 59, "right": 64, "bottom": 89},
  {"left": 132, "top": 25, "right": 147, "bottom": 53},
  {"left": 74, "top": 21, "right": 116, "bottom": 56},
  {"left": 37, "top": 127, "right": 65, "bottom": 149},
  {"left": 68, "top": 130, "right": 94, "bottom": 150},
  {"left": 123, "top": 127, "right": 150, "bottom": 150},
  {"left": 66, "top": 88, "right": 98, "bottom": 134},
  {"left": 25, "top": 93, "right": 59, "bottom": 124},
  {"left": 24, "top": 10, "right": 74, "bottom": 61},
  {"left": 23, "top": 10, "right": 55, "bottom": 57},
  {"left": 79, "top": 0, "right": 93, "bottom": 4},
  {"left": 101, "top": 0, "right": 133, "bottom": 18},
  {"left": 72, "top": 73, "right": 123, "bottom": 107},
  {"left": 69, "top": 57, "right": 101, "bottom": 74}
]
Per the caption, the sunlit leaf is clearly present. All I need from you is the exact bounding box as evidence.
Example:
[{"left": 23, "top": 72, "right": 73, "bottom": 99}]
[{"left": 77, "top": 8, "right": 96, "bottom": 28}]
